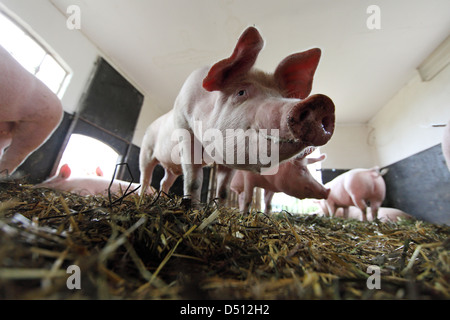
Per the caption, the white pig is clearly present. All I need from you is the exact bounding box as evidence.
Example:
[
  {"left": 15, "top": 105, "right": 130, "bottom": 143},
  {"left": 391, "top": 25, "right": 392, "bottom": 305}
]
[
  {"left": 35, "top": 164, "right": 148, "bottom": 197},
  {"left": 139, "top": 27, "right": 335, "bottom": 204},
  {"left": 0, "top": 45, "right": 63, "bottom": 177},
  {"left": 320, "top": 167, "right": 387, "bottom": 221},
  {"left": 230, "top": 151, "right": 329, "bottom": 213}
]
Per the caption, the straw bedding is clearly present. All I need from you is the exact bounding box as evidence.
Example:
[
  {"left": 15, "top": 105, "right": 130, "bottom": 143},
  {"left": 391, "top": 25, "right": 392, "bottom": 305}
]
[{"left": 0, "top": 180, "right": 449, "bottom": 300}]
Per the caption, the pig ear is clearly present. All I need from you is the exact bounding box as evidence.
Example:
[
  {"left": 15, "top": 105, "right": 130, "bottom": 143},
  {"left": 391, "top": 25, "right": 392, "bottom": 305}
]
[
  {"left": 59, "top": 164, "right": 71, "bottom": 179},
  {"left": 274, "top": 48, "right": 321, "bottom": 99},
  {"left": 203, "top": 27, "right": 264, "bottom": 92},
  {"left": 306, "top": 154, "right": 326, "bottom": 165},
  {"left": 95, "top": 167, "right": 104, "bottom": 177}
]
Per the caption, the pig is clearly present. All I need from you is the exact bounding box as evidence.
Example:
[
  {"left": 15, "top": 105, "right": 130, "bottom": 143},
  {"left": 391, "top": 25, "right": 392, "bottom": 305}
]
[
  {"left": 230, "top": 151, "right": 330, "bottom": 213},
  {"left": 443, "top": 120, "right": 450, "bottom": 170},
  {"left": 139, "top": 27, "right": 335, "bottom": 204},
  {"left": 0, "top": 45, "right": 63, "bottom": 177},
  {"left": 320, "top": 167, "right": 387, "bottom": 221},
  {"left": 315, "top": 205, "right": 412, "bottom": 223},
  {"left": 35, "top": 164, "right": 149, "bottom": 197}
]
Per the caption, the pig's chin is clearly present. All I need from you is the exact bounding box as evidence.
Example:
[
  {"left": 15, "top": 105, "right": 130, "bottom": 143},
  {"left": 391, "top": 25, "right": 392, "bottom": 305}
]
[
  {"left": 262, "top": 131, "right": 308, "bottom": 155},
  {"left": 263, "top": 132, "right": 301, "bottom": 144}
]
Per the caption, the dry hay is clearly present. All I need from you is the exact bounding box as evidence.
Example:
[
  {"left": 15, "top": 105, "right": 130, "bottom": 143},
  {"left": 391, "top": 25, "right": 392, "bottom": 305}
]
[{"left": 0, "top": 179, "right": 449, "bottom": 300}]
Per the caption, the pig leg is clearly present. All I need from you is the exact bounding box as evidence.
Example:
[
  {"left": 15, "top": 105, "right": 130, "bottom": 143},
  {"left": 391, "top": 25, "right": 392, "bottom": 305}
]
[
  {"left": 238, "top": 192, "right": 246, "bottom": 212},
  {"left": 139, "top": 158, "right": 158, "bottom": 195},
  {"left": 342, "top": 207, "right": 349, "bottom": 219},
  {"left": 370, "top": 201, "right": 381, "bottom": 221},
  {"left": 179, "top": 134, "right": 203, "bottom": 204},
  {"left": 351, "top": 196, "right": 368, "bottom": 221},
  {"left": 240, "top": 181, "right": 254, "bottom": 213},
  {"left": 215, "top": 165, "right": 235, "bottom": 202},
  {"left": 264, "top": 190, "right": 275, "bottom": 214},
  {"left": 160, "top": 169, "right": 178, "bottom": 194},
  {"left": 182, "top": 162, "right": 203, "bottom": 203},
  {"left": 325, "top": 200, "right": 336, "bottom": 217},
  {"left": 0, "top": 120, "right": 57, "bottom": 176}
]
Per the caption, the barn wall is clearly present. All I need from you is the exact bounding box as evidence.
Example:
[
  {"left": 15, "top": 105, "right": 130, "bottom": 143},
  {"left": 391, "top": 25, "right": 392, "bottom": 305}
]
[
  {"left": 369, "top": 65, "right": 450, "bottom": 168},
  {"left": 320, "top": 124, "right": 377, "bottom": 170},
  {"left": 383, "top": 144, "right": 450, "bottom": 225}
]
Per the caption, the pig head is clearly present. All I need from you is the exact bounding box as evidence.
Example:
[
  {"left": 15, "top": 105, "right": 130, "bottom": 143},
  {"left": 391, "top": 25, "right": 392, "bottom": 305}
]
[
  {"left": 230, "top": 151, "right": 330, "bottom": 213},
  {"left": 0, "top": 45, "right": 63, "bottom": 177},
  {"left": 140, "top": 26, "right": 335, "bottom": 203}
]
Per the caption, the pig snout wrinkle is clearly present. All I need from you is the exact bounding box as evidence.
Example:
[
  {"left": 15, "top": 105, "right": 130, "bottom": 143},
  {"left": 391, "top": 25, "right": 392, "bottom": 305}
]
[{"left": 287, "top": 94, "right": 335, "bottom": 146}]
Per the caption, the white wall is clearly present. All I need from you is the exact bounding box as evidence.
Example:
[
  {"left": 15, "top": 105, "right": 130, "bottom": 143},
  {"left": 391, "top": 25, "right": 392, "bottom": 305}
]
[
  {"left": 320, "top": 124, "right": 376, "bottom": 169},
  {"left": 321, "top": 56, "right": 450, "bottom": 170},
  {"left": 369, "top": 64, "right": 450, "bottom": 167}
]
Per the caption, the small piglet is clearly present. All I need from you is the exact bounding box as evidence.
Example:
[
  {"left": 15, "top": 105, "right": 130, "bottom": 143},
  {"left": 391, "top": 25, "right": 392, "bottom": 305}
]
[
  {"left": 0, "top": 45, "right": 63, "bottom": 177},
  {"left": 320, "top": 167, "right": 387, "bottom": 221},
  {"left": 35, "top": 164, "right": 147, "bottom": 196},
  {"left": 230, "top": 151, "right": 330, "bottom": 213},
  {"left": 140, "top": 26, "right": 335, "bottom": 203}
]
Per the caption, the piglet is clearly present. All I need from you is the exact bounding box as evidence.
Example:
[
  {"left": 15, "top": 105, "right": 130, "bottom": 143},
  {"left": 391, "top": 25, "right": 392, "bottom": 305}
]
[
  {"left": 230, "top": 151, "right": 330, "bottom": 213},
  {"left": 320, "top": 167, "right": 387, "bottom": 221},
  {"left": 35, "top": 164, "right": 148, "bottom": 197},
  {"left": 0, "top": 45, "right": 63, "bottom": 177}
]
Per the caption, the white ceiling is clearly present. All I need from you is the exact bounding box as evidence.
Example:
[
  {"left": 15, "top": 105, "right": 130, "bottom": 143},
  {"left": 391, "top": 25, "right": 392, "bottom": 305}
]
[{"left": 50, "top": 0, "right": 450, "bottom": 124}]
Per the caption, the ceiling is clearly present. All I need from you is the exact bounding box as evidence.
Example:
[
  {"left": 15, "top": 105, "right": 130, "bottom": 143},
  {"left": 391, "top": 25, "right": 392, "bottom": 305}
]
[{"left": 50, "top": 0, "right": 450, "bottom": 124}]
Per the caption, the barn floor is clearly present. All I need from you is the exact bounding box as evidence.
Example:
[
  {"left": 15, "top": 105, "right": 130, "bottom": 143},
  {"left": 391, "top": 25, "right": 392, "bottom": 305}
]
[{"left": 0, "top": 180, "right": 449, "bottom": 300}]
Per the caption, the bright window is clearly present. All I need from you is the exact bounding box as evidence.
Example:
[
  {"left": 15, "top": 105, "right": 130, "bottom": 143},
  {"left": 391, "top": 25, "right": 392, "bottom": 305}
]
[
  {"left": 0, "top": 10, "right": 69, "bottom": 97},
  {"left": 58, "top": 134, "right": 120, "bottom": 179}
]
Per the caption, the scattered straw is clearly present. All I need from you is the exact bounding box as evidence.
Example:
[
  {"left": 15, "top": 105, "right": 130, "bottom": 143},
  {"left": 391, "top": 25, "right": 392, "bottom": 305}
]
[{"left": 0, "top": 179, "right": 449, "bottom": 299}]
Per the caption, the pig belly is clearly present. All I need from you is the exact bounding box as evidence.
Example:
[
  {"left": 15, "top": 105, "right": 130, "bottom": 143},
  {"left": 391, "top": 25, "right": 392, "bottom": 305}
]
[{"left": 330, "top": 188, "right": 353, "bottom": 207}]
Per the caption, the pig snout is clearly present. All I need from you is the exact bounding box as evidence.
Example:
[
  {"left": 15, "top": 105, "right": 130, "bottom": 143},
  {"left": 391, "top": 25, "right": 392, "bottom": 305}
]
[
  {"left": 287, "top": 94, "right": 335, "bottom": 147},
  {"left": 313, "top": 186, "right": 330, "bottom": 200}
]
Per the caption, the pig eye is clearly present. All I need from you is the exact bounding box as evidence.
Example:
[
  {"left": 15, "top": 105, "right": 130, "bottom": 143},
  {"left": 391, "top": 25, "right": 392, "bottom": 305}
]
[{"left": 237, "top": 90, "right": 246, "bottom": 97}]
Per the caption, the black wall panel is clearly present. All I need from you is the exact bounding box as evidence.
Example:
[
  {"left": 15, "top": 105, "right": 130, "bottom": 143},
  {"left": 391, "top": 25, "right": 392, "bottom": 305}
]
[
  {"left": 382, "top": 144, "right": 449, "bottom": 225},
  {"left": 79, "top": 58, "right": 143, "bottom": 142}
]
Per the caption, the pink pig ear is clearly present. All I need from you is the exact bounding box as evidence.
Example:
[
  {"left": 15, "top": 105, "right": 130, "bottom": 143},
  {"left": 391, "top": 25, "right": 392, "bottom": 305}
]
[
  {"left": 274, "top": 48, "right": 321, "bottom": 99},
  {"left": 59, "top": 164, "right": 71, "bottom": 179},
  {"left": 203, "top": 26, "right": 264, "bottom": 92},
  {"left": 95, "top": 167, "right": 104, "bottom": 177}
]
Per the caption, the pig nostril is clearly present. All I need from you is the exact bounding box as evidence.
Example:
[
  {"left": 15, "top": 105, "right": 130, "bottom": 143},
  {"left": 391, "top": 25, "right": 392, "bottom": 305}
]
[
  {"left": 299, "top": 110, "right": 310, "bottom": 122},
  {"left": 321, "top": 115, "right": 334, "bottom": 134}
]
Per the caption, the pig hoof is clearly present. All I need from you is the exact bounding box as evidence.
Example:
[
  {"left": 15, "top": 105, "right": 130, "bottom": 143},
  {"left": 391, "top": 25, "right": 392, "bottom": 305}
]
[{"left": 180, "top": 197, "right": 192, "bottom": 209}]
